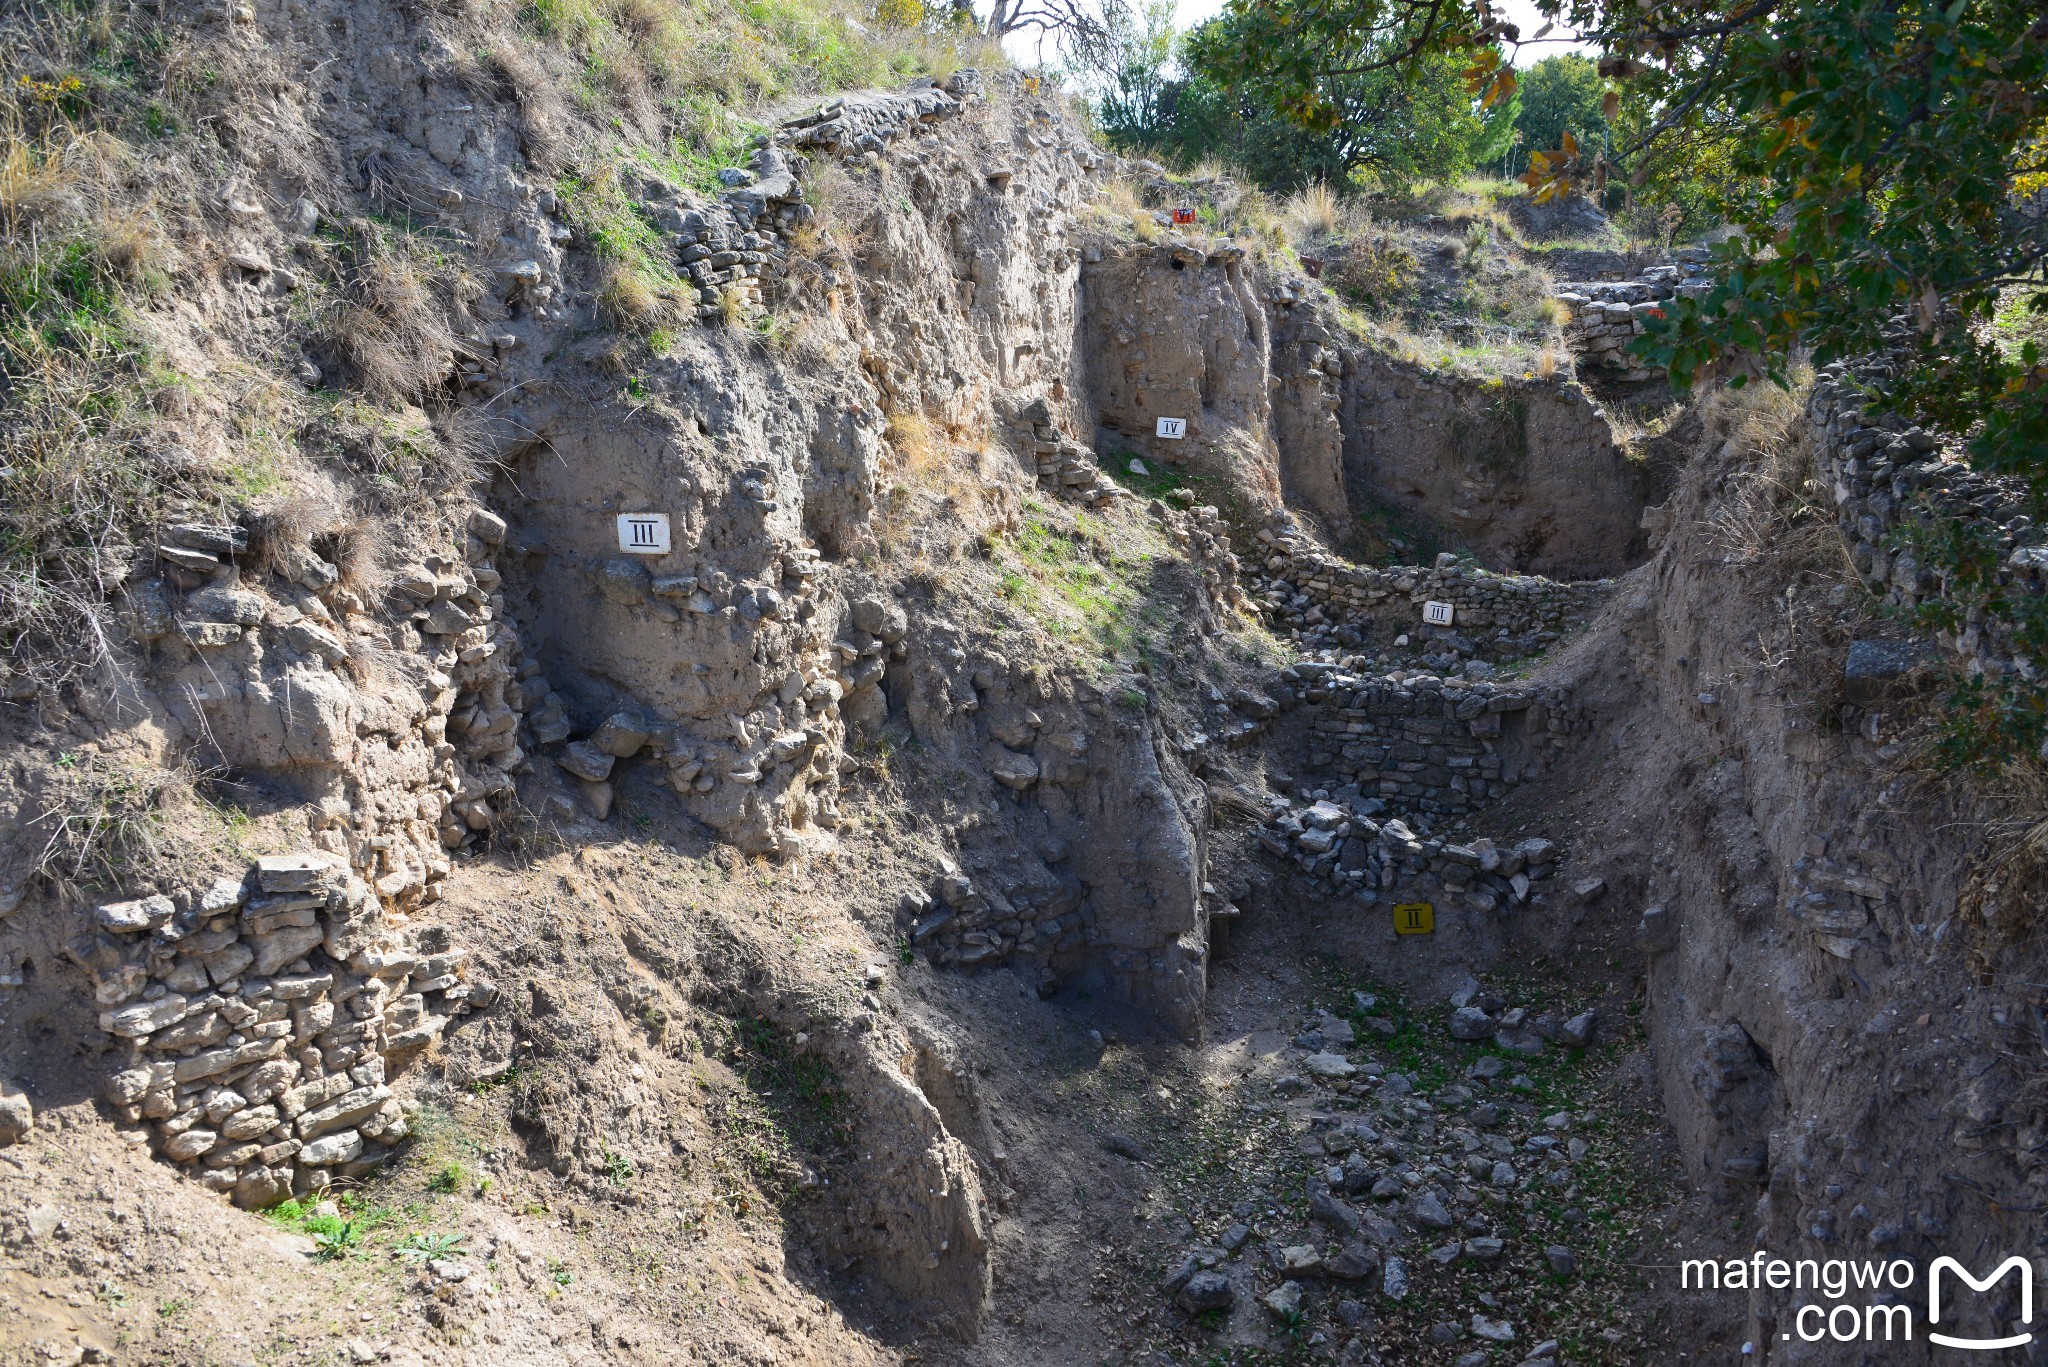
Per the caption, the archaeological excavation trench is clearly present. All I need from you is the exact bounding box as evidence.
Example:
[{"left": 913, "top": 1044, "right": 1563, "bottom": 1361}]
[{"left": 2, "top": 46, "right": 2042, "bottom": 1367}]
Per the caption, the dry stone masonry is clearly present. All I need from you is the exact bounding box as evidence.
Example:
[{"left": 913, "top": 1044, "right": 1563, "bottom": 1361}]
[
  {"left": 125, "top": 507, "right": 529, "bottom": 911},
  {"left": 1253, "top": 514, "right": 1615, "bottom": 670},
  {"left": 77, "top": 851, "right": 492, "bottom": 1208},
  {"left": 1808, "top": 359, "right": 2048, "bottom": 707},
  {"left": 1275, "top": 663, "right": 1582, "bottom": 821},
  {"left": 1553, "top": 250, "right": 1710, "bottom": 382}
]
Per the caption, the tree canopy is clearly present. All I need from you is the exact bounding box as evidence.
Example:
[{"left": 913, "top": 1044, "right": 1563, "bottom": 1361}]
[{"left": 1511, "top": 55, "right": 1604, "bottom": 172}]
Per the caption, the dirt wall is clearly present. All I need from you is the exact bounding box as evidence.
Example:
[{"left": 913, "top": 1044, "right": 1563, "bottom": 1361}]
[{"left": 1337, "top": 355, "right": 1658, "bottom": 578}]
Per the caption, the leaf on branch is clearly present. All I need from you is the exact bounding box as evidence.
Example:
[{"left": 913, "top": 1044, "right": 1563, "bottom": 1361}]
[
  {"left": 1597, "top": 56, "right": 1645, "bottom": 79},
  {"left": 1602, "top": 89, "right": 1619, "bottom": 121}
]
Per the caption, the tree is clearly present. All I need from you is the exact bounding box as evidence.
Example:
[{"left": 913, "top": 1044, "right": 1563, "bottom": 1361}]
[
  {"left": 1470, "top": 76, "right": 1522, "bottom": 174},
  {"left": 1199, "top": 0, "right": 2048, "bottom": 762},
  {"left": 1513, "top": 55, "right": 1604, "bottom": 171},
  {"left": 1090, "top": 0, "right": 1178, "bottom": 148},
  {"left": 978, "top": 0, "right": 1130, "bottom": 67},
  {"left": 1160, "top": 28, "right": 1488, "bottom": 191}
]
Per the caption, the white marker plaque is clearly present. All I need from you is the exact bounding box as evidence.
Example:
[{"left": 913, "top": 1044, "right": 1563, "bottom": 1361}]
[
  {"left": 1155, "top": 416, "right": 1187, "bottom": 439},
  {"left": 1422, "top": 599, "right": 1455, "bottom": 626},
  {"left": 617, "top": 513, "right": 671, "bottom": 555}
]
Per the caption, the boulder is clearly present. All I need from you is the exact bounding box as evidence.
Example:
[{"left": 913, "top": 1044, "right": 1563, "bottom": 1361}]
[
  {"left": 1325, "top": 1241, "right": 1382, "bottom": 1281},
  {"left": 1176, "top": 1270, "right": 1234, "bottom": 1314},
  {"left": 990, "top": 749, "right": 1040, "bottom": 791},
  {"left": 1843, "top": 638, "right": 1939, "bottom": 705},
  {"left": 0, "top": 1079, "right": 31, "bottom": 1144},
  {"left": 1448, "top": 1006, "right": 1496, "bottom": 1041},
  {"left": 591, "top": 712, "right": 654, "bottom": 758},
  {"left": 556, "top": 740, "right": 616, "bottom": 783}
]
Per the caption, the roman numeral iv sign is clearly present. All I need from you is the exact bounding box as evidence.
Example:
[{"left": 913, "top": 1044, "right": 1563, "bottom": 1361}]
[
  {"left": 617, "top": 513, "right": 671, "bottom": 555},
  {"left": 1155, "top": 417, "right": 1187, "bottom": 440}
]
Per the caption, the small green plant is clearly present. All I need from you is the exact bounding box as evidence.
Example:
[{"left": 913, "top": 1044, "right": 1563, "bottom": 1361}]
[
  {"left": 311, "top": 1221, "right": 361, "bottom": 1262},
  {"left": 427, "top": 1161, "right": 469, "bottom": 1195},
  {"left": 157, "top": 1297, "right": 189, "bottom": 1320},
  {"left": 396, "top": 1232, "right": 467, "bottom": 1264},
  {"left": 601, "top": 1148, "right": 636, "bottom": 1185},
  {"left": 467, "top": 1064, "right": 519, "bottom": 1097},
  {"left": 895, "top": 934, "right": 914, "bottom": 966}
]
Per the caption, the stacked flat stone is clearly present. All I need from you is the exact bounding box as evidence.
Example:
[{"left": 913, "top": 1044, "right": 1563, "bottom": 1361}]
[
  {"left": 634, "top": 145, "right": 802, "bottom": 324},
  {"left": 1285, "top": 663, "right": 1580, "bottom": 819},
  {"left": 1809, "top": 360, "right": 2043, "bottom": 686},
  {"left": 1552, "top": 253, "right": 1711, "bottom": 381},
  {"left": 1252, "top": 522, "right": 1613, "bottom": 662},
  {"left": 1016, "top": 397, "right": 1126, "bottom": 508},
  {"left": 908, "top": 862, "right": 1099, "bottom": 972},
  {"left": 77, "top": 852, "right": 493, "bottom": 1209}
]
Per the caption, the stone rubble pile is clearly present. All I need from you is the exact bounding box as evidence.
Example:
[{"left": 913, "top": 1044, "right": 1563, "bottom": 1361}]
[
  {"left": 1252, "top": 514, "right": 1613, "bottom": 670},
  {"left": 1153, "top": 490, "right": 1253, "bottom": 621},
  {"left": 1552, "top": 249, "right": 1710, "bottom": 381},
  {"left": 73, "top": 852, "right": 493, "bottom": 1208},
  {"left": 1153, "top": 987, "right": 1604, "bottom": 1365},
  {"left": 1257, "top": 785, "right": 1567, "bottom": 911}
]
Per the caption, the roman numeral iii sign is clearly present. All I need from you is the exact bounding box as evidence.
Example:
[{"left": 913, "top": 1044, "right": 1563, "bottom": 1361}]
[{"left": 617, "top": 513, "right": 671, "bottom": 555}]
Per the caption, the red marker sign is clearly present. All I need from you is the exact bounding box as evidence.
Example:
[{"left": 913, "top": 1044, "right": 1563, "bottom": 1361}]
[{"left": 1172, "top": 206, "right": 1196, "bottom": 226}]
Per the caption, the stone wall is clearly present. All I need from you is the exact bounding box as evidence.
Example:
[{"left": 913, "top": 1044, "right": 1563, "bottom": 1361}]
[
  {"left": 120, "top": 508, "right": 528, "bottom": 911},
  {"left": 1273, "top": 663, "right": 1583, "bottom": 820},
  {"left": 75, "top": 851, "right": 491, "bottom": 1208},
  {"left": 1248, "top": 515, "right": 1616, "bottom": 665},
  {"left": 1807, "top": 359, "right": 2044, "bottom": 689},
  {"left": 1553, "top": 250, "right": 1709, "bottom": 382}
]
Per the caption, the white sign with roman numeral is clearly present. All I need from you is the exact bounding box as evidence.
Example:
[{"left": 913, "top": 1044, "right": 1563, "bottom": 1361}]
[
  {"left": 616, "top": 513, "right": 671, "bottom": 555},
  {"left": 1155, "top": 416, "right": 1187, "bottom": 439},
  {"left": 1422, "top": 599, "right": 1455, "bottom": 626}
]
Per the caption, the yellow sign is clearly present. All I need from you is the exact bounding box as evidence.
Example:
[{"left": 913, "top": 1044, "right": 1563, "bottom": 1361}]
[
  {"left": 1024, "top": 76, "right": 1041, "bottom": 94},
  {"left": 1393, "top": 902, "right": 1435, "bottom": 935}
]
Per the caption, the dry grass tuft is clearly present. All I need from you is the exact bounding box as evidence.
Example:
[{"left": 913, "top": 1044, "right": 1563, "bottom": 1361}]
[
  {"left": 1284, "top": 181, "right": 1340, "bottom": 239},
  {"left": 1697, "top": 368, "right": 1830, "bottom": 570},
  {"left": 322, "top": 248, "right": 456, "bottom": 404}
]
